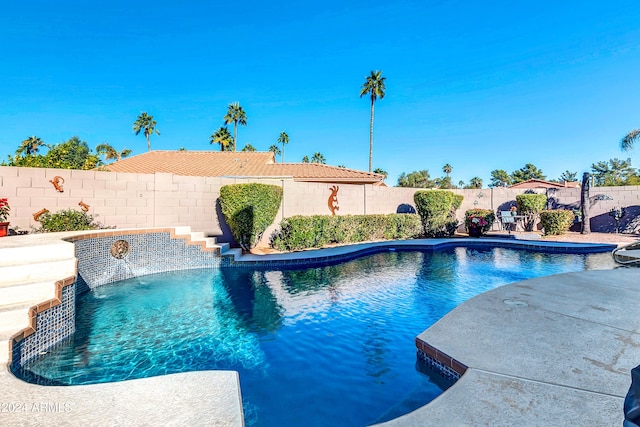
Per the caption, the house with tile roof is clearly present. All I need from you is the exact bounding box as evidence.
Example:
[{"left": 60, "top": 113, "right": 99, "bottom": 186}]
[
  {"left": 101, "top": 151, "right": 385, "bottom": 185},
  {"left": 509, "top": 178, "right": 580, "bottom": 189}
]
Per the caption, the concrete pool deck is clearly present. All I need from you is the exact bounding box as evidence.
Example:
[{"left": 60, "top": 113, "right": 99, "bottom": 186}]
[{"left": 0, "top": 230, "right": 637, "bottom": 426}]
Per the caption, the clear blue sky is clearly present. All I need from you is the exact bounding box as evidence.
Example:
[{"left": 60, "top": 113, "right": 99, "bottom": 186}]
[{"left": 2, "top": 1, "right": 640, "bottom": 186}]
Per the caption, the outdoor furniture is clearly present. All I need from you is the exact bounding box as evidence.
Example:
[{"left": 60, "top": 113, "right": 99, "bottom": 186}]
[{"left": 499, "top": 211, "right": 516, "bottom": 233}]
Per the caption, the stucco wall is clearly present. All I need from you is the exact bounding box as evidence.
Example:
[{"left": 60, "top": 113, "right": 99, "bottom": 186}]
[{"left": 1, "top": 166, "right": 638, "bottom": 245}]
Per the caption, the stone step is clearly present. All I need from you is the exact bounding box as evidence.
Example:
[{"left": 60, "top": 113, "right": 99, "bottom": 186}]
[
  {"left": 0, "top": 242, "right": 75, "bottom": 268},
  {"left": 217, "top": 242, "right": 230, "bottom": 253},
  {"left": 0, "top": 339, "right": 8, "bottom": 364},
  {"left": 0, "top": 281, "right": 56, "bottom": 308},
  {"left": 222, "top": 248, "right": 242, "bottom": 260},
  {"left": 0, "top": 258, "right": 76, "bottom": 288},
  {"left": 0, "top": 306, "right": 30, "bottom": 340}
]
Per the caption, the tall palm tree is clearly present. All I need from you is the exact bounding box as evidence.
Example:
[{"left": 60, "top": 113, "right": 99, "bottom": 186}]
[
  {"left": 223, "top": 102, "right": 247, "bottom": 152},
  {"left": 17, "top": 136, "right": 44, "bottom": 156},
  {"left": 469, "top": 177, "right": 483, "bottom": 189},
  {"left": 621, "top": 129, "right": 640, "bottom": 151},
  {"left": 96, "top": 143, "right": 132, "bottom": 162},
  {"left": 311, "top": 152, "right": 326, "bottom": 164},
  {"left": 360, "top": 70, "right": 386, "bottom": 172},
  {"left": 373, "top": 167, "right": 388, "bottom": 181},
  {"left": 442, "top": 163, "right": 453, "bottom": 189},
  {"left": 133, "top": 112, "right": 160, "bottom": 152},
  {"left": 277, "top": 131, "right": 289, "bottom": 163},
  {"left": 210, "top": 127, "right": 234, "bottom": 151}
]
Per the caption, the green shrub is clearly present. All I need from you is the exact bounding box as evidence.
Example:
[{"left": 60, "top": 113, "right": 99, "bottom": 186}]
[
  {"left": 413, "top": 190, "right": 461, "bottom": 237},
  {"left": 540, "top": 210, "right": 575, "bottom": 235},
  {"left": 37, "top": 209, "right": 105, "bottom": 232},
  {"left": 516, "top": 194, "right": 547, "bottom": 231},
  {"left": 219, "top": 183, "right": 283, "bottom": 251},
  {"left": 270, "top": 214, "right": 422, "bottom": 251},
  {"left": 464, "top": 209, "right": 495, "bottom": 235}
]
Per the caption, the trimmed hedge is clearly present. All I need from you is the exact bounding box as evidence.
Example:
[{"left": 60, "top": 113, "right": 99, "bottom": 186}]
[
  {"left": 37, "top": 209, "right": 105, "bottom": 232},
  {"left": 464, "top": 209, "right": 495, "bottom": 235},
  {"left": 270, "top": 214, "right": 422, "bottom": 251},
  {"left": 413, "top": 190, "right": 461, "bottom": 237},
  {"left": 516, "top": 194, "right": 547, "bottom": 231},
  {"left": 219, "top": 183, "right": 283, "bottom": 251},
  {"left": 540, "top": 210, "right": 575, "bottom": 235}
]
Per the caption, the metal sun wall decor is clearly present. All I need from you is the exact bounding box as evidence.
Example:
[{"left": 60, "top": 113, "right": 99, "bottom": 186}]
[
  {"left": 328, "top": 185, "right": 339, "bottom": 216},
  {"left": 49, "top": 176, "right": 65, "bottom": 192}
]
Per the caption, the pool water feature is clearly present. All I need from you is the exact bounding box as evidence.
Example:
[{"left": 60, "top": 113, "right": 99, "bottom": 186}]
[{"left": 16, "top": 247, "right": 616, "bottom": 426}]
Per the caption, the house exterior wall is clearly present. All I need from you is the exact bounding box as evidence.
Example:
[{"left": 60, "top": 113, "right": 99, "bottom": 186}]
[{"left": 1, "top": 166, "right": 638, "bottom": 246}]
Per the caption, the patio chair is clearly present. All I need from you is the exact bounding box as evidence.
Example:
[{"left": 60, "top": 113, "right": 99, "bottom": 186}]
[{"left": 499, "top": 211, "right": 515, "bottom": 234}]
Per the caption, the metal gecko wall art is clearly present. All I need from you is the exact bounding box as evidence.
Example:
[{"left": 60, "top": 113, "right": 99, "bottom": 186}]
[
  {"left": 33, "top": 208, "right": 49, "bottom": 222},
  {"left": 49, "top": 176, "right": 64, "bottom": 192},
  {"left": 328, "top": 185, "right": 339, "bottom": 216},
  {"left": 78, "top": 201, "right": 90, "bottom": 212}
]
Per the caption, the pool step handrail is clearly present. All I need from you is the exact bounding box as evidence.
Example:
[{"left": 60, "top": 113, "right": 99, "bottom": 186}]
[{"left": 612, "top": 241, "right": 640, "bottom": 265}]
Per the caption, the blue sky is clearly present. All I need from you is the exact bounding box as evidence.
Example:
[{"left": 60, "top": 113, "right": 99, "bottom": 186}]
[{"left": 2, "top": 0, "right": 640, "bottom": 186}]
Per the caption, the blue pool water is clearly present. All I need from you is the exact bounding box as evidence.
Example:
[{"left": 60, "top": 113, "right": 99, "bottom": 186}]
[{"left": 18, "top": 247, "right": 615, "bottom": 426}]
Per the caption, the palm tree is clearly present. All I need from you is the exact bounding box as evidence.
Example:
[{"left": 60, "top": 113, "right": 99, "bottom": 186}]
[
  {"left": 277, "top": 131, "right": 289, "bottom": 163},
  {"left": 223, "top": 102, "right": 247, "bottom": 152},
  {"left": 133, "top": 112, "right": 160, "bottom": 152},
  {"left": 17, "top": 136, "right": 44, "bottom": 156},
  {"left": 360, "top": 70, "right": 386, "bottom": 172},
  {"left": 210, "top": 127, "right": 234, "bottom": 151},
  {"left": 241, "top": 143, "right": 256, "bottom": 152},
  {"left": 442, "top": 164, "right": 453, "bottom": 189},
  {"left": 96, "top": 143, "right": 132, "bottom": 162},
  {"left": 373, "top": 167, "right": 388, "bottom": 181},
  {"left": 311, "top": 152, "right": 326, "bottom": 164},
  {"left": 268, "top": 144, "right": 281, "bottom": 159},
  {"left": 469, "top": 177, "right": 483, "bottom": 189},
  {"left": 302, "top": 155, "right": 310, "bottom": 163},
  {"left": 621, "top": 129, "right": 640, "bottom": 151}
]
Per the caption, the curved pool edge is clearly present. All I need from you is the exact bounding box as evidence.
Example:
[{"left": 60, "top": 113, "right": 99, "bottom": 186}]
[
  {"left": 374, "top": 268, "right": 638, "bottom": 426},
  {"left": 0, "top": 230, "right": 624, "bottom": 426}
]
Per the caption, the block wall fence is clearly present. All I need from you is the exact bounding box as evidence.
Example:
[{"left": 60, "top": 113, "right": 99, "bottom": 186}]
[{"left": 1, "top": 166, "right": 639, "bottom": 245}]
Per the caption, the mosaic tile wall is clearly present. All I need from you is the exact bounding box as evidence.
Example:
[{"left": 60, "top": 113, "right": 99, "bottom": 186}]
[
  {"left": 417, "top": 349, "right": 462, "bottom": 384},
  {"left": 11, "top": 282, "right": 76, "bottom": 370},
  {"left": 73, "top": 232, "right": 223, "bottom": 289}
]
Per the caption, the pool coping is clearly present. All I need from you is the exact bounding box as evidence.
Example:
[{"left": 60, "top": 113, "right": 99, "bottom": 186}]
[{"left": 0, "top": 229, "right": 627, "bottom": 426}]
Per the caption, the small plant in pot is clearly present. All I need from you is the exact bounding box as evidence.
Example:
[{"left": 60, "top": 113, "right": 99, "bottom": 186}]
[
  {"left": 464, "top": 209, "right": 495, "bottom": 237},
  {"left": 0, "top": 198, "right": 10, "bottom": 237}
]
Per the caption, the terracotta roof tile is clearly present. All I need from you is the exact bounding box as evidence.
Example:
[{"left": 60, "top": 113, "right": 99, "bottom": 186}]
[{"left": 102, "top": 151, "right": 384, "bottom": 183}]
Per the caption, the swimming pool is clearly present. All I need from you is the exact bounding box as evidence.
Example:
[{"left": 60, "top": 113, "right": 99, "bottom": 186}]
[{"left": 16, "top": 246, "right": 616, "bottom": 426}]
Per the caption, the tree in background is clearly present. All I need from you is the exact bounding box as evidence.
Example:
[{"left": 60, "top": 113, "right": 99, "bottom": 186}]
[
  {"left": 489, "top": 169, "right": 511, "bottom": 187},
  {"left": 96, "top": 143, "right": 132, "bottom": 162},
  {"left": 210, "top": 127, "right": 234, "bottom": 151},
  {"left": 360, "top": 70, "right": 386, "bottom": 172},
  {"left": 558, "top": 170, "right": 578, "bottom": 183},
  {"left": 241, "top": 143, "right": 256, "bottom": 152},
  {"left": 468, "top": 177, "right": 483, "bottom": 189},
  {"left": 442, "top": 163, "right": 452, "bottom": 188},
  {"left": 268, "top": 144, "right": 281, "bottom": 159},
  {"left": 302, "top": 155, "right": 310, "bottom": 163},
  {"left": 277, "top": 132, "right": 289, "bottom": 163},
  {"left": 223, "top": 102, "right": 247, "bottom": 152},
  {"left": 17, "top": 136, "right": 45, "bottom": 156},
  {"left": 6, "top": 136, "right": 100, "bottom": 170},
  {"left": 510, "top": 163, "right": 545, "bottom": 183},
  {"left": 458, "top": 180, "right": 466, "bottom": 188},
  {"left": 621, "top": 128, "right": 640, "bottom": 151},
  {"left": 591, "top": 158, "right": 637, "bottom": 186},
  {"left": 373, "top": 167, "right": 388, "bottom": 181},
  {"left": 311, "top": 152, "right": 326, "bottom": 164},
  {"left": 397, "top": 170, "right": 434, "bottom": 188},
  {"left": 436, "top": 176, "right": 452, "bottom": 189},
  {"left": 133, "top": 112, "right": 160, "bottom": 152}
]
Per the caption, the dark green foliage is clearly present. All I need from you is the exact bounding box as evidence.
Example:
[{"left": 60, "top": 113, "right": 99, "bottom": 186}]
[
  {"left": 464, "top": 209, "right": 495, "bottom": 235},
  {"left": 516, "top": 194, "right": 547, "bottom": 231},
  {"left": 270, "top": 214, "right": 422, "bottom": 251},
  {"left": 540, "top": 210, "right": 575, "bottom": 235},
  {"left": 37, "top": 209, "right": 105, "bottom": 232},
  {"left": 396, "top": 170, "right": 434, "bottom": 188},
  {"left": 413, "top": 190, "right": 461, "bottom": 237},
  {"left": 4, "top": 136, "right": 101, "bottom": 170},
  {"left": 219, "top": 183, "right": 283, "bottom": 251}
]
